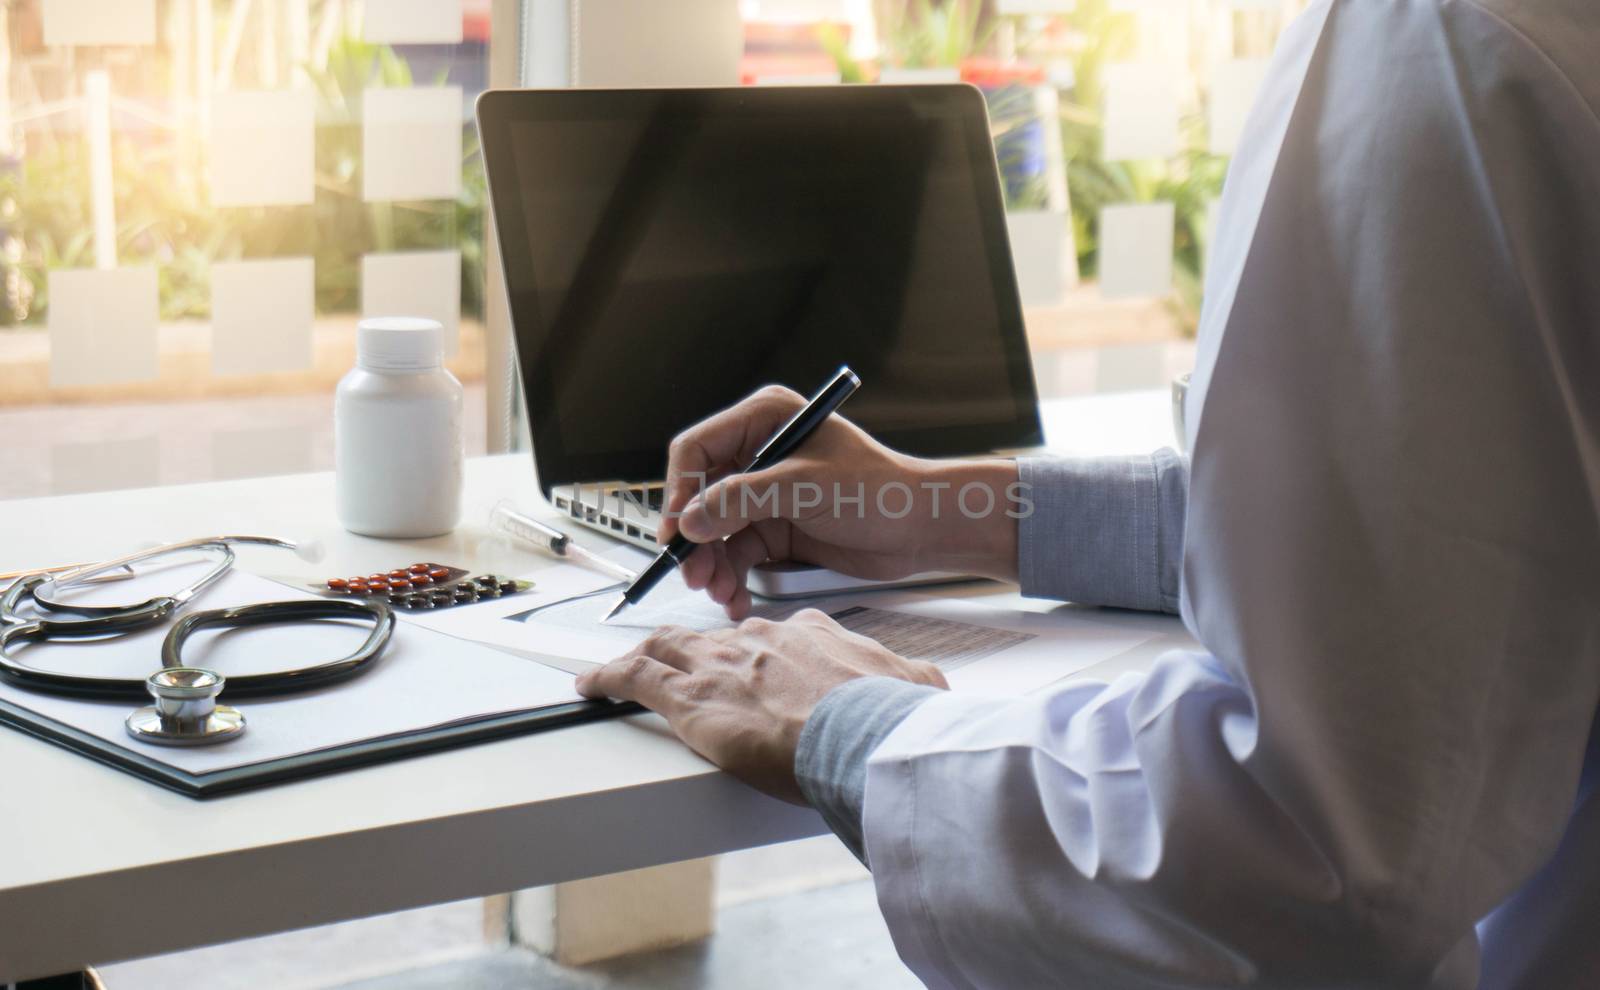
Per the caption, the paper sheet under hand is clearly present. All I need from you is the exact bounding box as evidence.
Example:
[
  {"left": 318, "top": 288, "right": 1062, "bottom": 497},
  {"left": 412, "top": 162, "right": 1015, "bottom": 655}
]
[
  {"left": 0, "top": 562, "right": 582, "bottom": 776},
  {"left": 414, "top": 553, "right": 1161, "bottom": 697}
]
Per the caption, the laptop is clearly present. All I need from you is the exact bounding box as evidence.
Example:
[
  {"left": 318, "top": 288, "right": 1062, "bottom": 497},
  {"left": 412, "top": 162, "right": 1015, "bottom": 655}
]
[{"left": 477, "top": 85, "right": 1043, "bottom": 596}]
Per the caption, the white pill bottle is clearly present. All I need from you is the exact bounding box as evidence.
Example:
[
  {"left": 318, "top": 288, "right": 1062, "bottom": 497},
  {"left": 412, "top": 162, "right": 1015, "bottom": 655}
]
[{"left": 336, "top": 317, "right": 463, "bottom": 537}]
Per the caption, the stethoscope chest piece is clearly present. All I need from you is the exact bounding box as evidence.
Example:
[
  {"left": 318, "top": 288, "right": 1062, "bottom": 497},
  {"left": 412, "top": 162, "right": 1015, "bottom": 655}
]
[{"left": 125, "top": 667, "right": 246, "bottom": 746}]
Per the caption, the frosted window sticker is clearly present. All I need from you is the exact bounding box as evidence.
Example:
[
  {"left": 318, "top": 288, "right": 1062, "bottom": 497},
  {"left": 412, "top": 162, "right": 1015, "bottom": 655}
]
[
  {"left": 212, "top": 426, "right": 314, "bottom": 481},
  {"left": 1102, "top": 63, "right": 1180, "bottom": 162},
  {"left": 878, "top": 67, "right": 963, "bottom": 85},
  {"left": 363, "top": 0, "right": 464, "bottom": 45},
  {"left": 576, "top": 0, "right": 743, "bottom": 86},
  {"left": 210, "top": 91, "right": 316, "bottom": 207},
  {"left": 754, "top": 73, "right": 843, "bottom": 86},
  {"left": 51, "top": 436, "right": 160, "bottom": 495},
  {"left": 362, "top": 87, "right": 464, "bottom": 202},
  {"left": 1210, "top": 59, "right": 1269, "bottom": 155},
  {"left": 48, "top": 268, "right": 159, "bottom": 387},
  {"left": 997, "top": 0, "right": 1078, "bottom": 13},
  {"left": 42, "top": 0, "right": 156, "bottom": 47},
  {"left": 1098, "top": 202, "right": 1175, "bottom": 299},
  {"left": 362, "top": 250, "right": 462, "bottom": 355},
  {"left": 211, "top": 258, "right": 316, "bottom": 376}
]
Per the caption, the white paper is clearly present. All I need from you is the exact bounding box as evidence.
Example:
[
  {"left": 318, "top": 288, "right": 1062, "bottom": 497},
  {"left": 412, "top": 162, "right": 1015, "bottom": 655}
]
[
  {"left": 50, "top": 436, "right": 160, "bottom": 495},
  {"left": 1102, "top": 62, "right": 1181, "bottom": 162},
  {"left": 48, "top": 267, "right": 159, "bottom": 387},
  {"left": 210, "top": 257, "right": 315, "bottom": 375},
  {"left": 1209, "top": 58, "right": 1269, "bottom": 155},
  {"left": 844, "top": 597, "right": 1156, "bottom": 696},
  {"left": 0, "top": 565, "right": 582, "bottom": 776},
  {"left": 43, "top": 0, "right": 156, "bottom": 47},
  {"left": 1098, "top": 201, "right": 1175, "bottom": 298},
  {"left": 575, "top": 0, "right": 742, "bottom": 87},
  {"left": 363, "top": 0, "right": 463, "bottom": 45},
  {"left": 362, "top": 86, "right": 463, "bottom": 202},
  {"left": 361, "top": 249, "right": 462, "bottom": 355},
  {"left": 415, "top": 554, "right": 1158, "bottom": 697},
  {"left": 210, "top": 90, "right": 316, "bottom": 207}
]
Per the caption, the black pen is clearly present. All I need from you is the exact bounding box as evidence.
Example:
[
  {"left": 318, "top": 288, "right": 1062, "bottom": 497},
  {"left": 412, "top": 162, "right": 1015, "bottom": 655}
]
[{"left": 601, "top": 366, "right": 862, "bottom": 622}]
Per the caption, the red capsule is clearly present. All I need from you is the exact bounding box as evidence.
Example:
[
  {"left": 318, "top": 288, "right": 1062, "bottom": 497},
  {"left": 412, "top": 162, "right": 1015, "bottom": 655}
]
[
  {"left": 409, "top": 574, "right": 433, "bottom": 586},
  {"left": 368, "top": 579, "right": 390, "bottom": 591},
  {"left": 387, "top": 569, "right": 409, "bottom": 580},
  {"left": 409, "top": 563, "right": 430, "bottom": 574},
  {"left": 427, "top": 567, "right": 450, "bottom": 580},
  {"left": 327, "top": 578, "right": 348, "bottom": 589}
]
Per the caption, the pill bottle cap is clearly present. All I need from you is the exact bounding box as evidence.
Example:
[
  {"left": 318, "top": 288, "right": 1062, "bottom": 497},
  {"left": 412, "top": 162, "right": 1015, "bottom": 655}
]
[{"left": 357, "top": 317, "right": 444, "bottom": 371}]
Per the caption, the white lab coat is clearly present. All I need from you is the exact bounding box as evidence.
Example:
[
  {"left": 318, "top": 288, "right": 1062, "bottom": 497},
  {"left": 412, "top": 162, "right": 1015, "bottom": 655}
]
[{"left": 861, "top": 1, "right": 1600, "bottom": 986}]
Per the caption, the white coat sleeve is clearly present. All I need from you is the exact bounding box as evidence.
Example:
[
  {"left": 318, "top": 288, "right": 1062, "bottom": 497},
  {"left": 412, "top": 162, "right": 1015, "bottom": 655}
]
[{"left": 853, "top": 2, "right": 1600, "bottom": 987}]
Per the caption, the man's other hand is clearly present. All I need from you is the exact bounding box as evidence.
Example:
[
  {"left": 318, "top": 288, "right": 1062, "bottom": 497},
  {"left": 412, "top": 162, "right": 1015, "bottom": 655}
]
[{"left": 575, "top": 609, "right": 947, "bottom": 803}]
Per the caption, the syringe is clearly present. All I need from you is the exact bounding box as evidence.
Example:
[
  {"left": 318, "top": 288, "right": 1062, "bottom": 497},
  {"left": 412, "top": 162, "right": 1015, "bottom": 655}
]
[{"left": 489, "top": 500, "right": 639, "bottom": 583}]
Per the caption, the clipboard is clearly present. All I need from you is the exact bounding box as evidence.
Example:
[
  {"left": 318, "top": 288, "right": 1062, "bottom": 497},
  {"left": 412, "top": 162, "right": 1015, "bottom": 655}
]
[
  {"left": 0, "top": 695, "right": 642, "bottom": 799},
  {"left": 0, "top": 566, "right": 648, "bottom": 799}
]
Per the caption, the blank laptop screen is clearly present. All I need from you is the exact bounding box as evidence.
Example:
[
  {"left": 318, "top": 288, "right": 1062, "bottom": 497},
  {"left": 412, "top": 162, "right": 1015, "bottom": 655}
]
[{"left": 478, "top": 85, "right": 1042, "bottom": 488}]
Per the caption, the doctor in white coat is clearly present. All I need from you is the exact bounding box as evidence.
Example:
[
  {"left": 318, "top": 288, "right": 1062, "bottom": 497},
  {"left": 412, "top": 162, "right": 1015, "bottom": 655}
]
[{"left": 577, "top": 0, "right": 1600, "bottom": 985}]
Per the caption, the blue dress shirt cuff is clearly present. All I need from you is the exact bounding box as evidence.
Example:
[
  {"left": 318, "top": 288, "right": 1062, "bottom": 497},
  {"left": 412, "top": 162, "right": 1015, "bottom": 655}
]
[
  {"left": 1017, "top": 450, "right": 1188, "bottom": 613},
  {"left": 794, "top": 676, "right": 940, "bottom": 863}
]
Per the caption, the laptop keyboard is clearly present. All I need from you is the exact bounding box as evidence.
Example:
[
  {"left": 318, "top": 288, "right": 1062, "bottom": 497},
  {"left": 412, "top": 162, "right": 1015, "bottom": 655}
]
[
  {"left": 552, "top": 484, "right": 663, "bottom": 547},
  {"left": 623, "top": 486, "right": 666, "bottom": 511}
]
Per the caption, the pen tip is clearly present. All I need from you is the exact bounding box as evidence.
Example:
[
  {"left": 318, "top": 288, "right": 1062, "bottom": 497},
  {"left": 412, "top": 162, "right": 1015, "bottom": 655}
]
[{"left": 600, "top": 595, "right": 627, "bottom": 624}]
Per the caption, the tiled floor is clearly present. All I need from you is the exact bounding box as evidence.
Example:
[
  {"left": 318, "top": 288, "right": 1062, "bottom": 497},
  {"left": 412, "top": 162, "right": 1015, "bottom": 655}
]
[
  {"left": 330, "top": 880, "right": 920, "bottom": 990},
  {"left": 95, "top": 836, "right": 884, "bottom": 990}
]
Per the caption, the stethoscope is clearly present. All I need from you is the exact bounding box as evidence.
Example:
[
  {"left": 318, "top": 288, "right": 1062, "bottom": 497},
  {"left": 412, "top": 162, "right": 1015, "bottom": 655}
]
[{"left": 0, "top": 536, "right": 394, "bottom": 746}]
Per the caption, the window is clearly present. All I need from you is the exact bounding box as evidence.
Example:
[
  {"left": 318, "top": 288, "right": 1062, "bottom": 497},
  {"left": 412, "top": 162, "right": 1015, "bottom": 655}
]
[
  {"left": 0, "top": 0, "right": 493, "bottom": 498},
  {"left": 1, "top": 0, "right": 1316, "bottom": 500},
  {"left": 734, "top": 0, "right": 1311, "bottom": 398}
]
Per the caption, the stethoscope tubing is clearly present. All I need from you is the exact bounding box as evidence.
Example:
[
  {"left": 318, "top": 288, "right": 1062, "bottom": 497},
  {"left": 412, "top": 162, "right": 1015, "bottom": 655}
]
[
  {"left": 162, "top": 598, "right": 395, "bottom": 698},
  {"left": 0, "top": 595, "right": 394, "bottom": 701},
  {"left": 0, "top": 536, "right": 390, "bottom": 703}
]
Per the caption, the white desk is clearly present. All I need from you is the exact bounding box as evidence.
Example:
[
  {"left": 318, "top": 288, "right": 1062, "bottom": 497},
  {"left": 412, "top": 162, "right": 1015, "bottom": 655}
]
[{"left": 0, "top": 392, "right": 1195, "bottom": 982}]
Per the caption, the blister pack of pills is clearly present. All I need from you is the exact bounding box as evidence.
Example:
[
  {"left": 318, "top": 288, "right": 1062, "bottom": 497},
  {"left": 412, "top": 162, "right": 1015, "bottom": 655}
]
[{"left": 312, "top": 562, "right": 533, "bottom": 611}]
